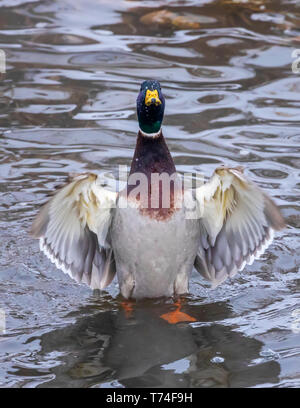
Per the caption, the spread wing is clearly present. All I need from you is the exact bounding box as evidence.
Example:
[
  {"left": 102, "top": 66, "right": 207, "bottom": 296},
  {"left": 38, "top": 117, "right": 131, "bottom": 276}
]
[
  {"left": 194, "top": 166, "right": 285, "bottom": 288},
  {"left": 31, "top": 173, "right": 117, "bottom": 290}
]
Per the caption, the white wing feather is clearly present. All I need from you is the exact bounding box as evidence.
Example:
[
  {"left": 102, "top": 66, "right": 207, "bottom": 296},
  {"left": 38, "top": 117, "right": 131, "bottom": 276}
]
[
  {"left": 31, "top": 173, "right": 117, "bottom": 289},
  {"left": 195, "top": 166, "right": 285, "bottom": 288}
]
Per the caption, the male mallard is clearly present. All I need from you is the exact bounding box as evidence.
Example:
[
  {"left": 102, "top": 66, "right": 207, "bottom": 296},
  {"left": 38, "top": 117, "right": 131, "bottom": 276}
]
[{"left": 31, "top": 80, "right": 285, "bottom": 300}]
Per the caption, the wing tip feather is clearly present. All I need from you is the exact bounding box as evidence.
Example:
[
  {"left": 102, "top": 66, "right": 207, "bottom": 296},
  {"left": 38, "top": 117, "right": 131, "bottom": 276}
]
[{"left": 263, "top": 194, "right": 286, "bottom": 231}]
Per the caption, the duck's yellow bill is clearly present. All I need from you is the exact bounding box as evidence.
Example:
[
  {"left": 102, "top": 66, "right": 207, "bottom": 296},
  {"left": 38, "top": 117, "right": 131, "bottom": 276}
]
[{"left": 145, "top": 89, "right": 161, "bottom": 106}]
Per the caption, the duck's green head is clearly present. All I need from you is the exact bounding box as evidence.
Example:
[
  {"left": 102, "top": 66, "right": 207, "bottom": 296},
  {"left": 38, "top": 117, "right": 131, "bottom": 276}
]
[{"left": 137, "top": 80, "right": 165, "bottom": 136}]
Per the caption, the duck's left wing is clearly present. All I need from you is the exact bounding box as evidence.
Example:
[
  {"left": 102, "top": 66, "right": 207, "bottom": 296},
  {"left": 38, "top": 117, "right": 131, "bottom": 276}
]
[
  {"left": 194, "top": 166, "right": 285, "bottom": 288},
  {"left": 31, "top": 173, "right": 117, "bottom": 290}
]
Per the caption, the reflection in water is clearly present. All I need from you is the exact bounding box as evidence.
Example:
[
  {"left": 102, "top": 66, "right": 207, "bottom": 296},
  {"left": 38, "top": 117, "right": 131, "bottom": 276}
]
[
  {"left": 35, "top": 301, "right": 280, "bottom": 388},
  {"left": 0, "top": 0, "right": 300, "bottom": 388}
]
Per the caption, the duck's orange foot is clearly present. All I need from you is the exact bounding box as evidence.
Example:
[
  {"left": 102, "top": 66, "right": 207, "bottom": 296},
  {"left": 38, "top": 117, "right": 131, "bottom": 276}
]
[
  {"left": 121, "top": 300, "right": 134, "bottom": 319},
  {"left": 160, "top": 301, "right": 196, "bottom": 324}
]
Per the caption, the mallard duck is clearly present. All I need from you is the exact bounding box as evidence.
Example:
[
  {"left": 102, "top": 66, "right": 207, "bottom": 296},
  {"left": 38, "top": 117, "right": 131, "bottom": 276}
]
[{"left": 31, "top": 79, "right": 285, "bottom": 300}]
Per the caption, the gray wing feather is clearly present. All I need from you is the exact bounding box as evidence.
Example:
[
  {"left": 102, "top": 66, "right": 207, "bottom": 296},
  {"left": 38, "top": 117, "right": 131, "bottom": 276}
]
[
  {"left": 31, "top": 173, "right": 117, "bottom": 290},
  {"left": 195, "top": 167, "right": 285, "bottom": 288}
]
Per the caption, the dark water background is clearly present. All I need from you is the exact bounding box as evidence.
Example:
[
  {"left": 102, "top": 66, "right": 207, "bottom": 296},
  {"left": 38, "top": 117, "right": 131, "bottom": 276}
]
[{"left": 0, "top": 0, "right": 300, "bottom": 388}]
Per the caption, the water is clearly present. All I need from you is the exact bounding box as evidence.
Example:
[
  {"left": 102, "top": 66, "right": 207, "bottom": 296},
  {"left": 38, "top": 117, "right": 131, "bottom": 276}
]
[{"left": 0, "top": 0, "right": 299, "bottom": 388}]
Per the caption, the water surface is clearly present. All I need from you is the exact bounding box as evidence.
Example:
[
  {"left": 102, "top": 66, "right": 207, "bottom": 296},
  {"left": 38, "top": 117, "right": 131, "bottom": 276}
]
[{"left": 0, "top": 0, "right": 300, "bottom": 388}]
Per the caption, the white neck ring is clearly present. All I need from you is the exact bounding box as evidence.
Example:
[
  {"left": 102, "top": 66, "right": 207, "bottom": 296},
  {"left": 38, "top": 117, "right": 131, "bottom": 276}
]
[{"left": 139, "top": 128, "right": 162, "bottom": 139}]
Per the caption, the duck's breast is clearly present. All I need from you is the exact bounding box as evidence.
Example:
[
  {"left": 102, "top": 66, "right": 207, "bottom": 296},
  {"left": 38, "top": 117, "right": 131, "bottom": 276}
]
[{"left": 110, "top": 194, "right": 199, "bottom": 299}]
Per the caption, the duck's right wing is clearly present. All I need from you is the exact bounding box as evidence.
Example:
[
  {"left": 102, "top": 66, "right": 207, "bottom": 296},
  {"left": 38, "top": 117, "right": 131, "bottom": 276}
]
[
  {"left": 31, "top": 173, "right": 117, "bottom": 290},
  {"left": 194, "top": 166, "right": 285, "bottom": 288}
]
